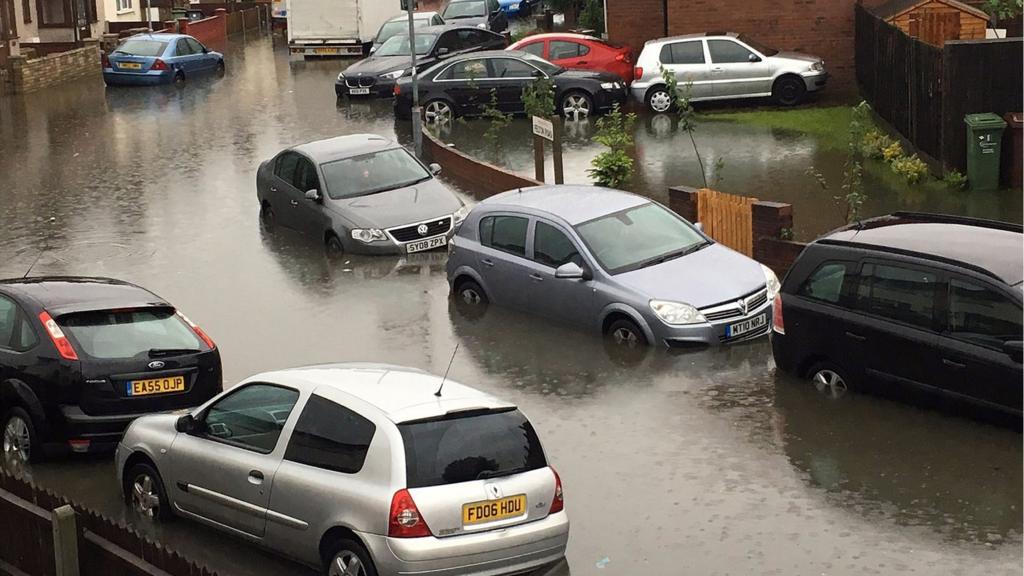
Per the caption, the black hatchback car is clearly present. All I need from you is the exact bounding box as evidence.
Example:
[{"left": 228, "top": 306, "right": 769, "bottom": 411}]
[
  {"left": 772, "top": 213, "right": 1022, "bottom": 416},
  {"left": 393, "top": 50, "right": 627, "bottom": 121},
  {"left": 0, "top": 277, "right": 222, "bottom": 462}
]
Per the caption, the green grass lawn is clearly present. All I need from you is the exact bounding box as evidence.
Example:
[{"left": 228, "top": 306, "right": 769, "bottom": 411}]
[{"left": 705, "top": 106, "right": 855, "bottom": 150}]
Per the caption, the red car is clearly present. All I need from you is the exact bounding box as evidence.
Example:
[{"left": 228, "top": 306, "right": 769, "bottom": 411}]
[{"left": 507, "top": 33, "right": 633, "bottom": 85}]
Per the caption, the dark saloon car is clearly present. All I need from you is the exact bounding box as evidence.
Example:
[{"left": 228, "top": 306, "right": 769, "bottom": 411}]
[
  {"left": 0, "top": 277, "right": 221, "bottom": 462},
  {"left": 772, "top": 213, "right": 1023, "bottom": 417},
  {"left": 441, "top": 0, "right": 507, "bottom": 32},
  {"left": 336, "top": 25, "right": 506, "bottom": 98},
  {"left": 394, "top": 50, "right": 628, "bottom": 121}
]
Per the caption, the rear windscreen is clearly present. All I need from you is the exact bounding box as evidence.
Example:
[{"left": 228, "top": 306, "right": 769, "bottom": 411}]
[
  {"left": 113, "top": 40, "right": 168, "bottom": 57},
  {"left": 399, "top": 408, "right": 547, "bottom": 488},
  {"left": 58, "top": 307, "right": 204, "bottom": 359}
]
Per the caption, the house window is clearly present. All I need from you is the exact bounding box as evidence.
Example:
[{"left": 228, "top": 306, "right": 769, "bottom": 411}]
[
  {"left": 116, "top": 0, "right": 131, "bottom": 12},
  {"left": 23, "top": 0, "right": 31, "bottom": 23},
  {"left": 37, "top": 0, "right": 69, "bottom": 25}
]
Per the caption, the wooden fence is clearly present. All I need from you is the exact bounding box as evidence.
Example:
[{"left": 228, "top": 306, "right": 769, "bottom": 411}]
[
  {"left": 855, "top": 4, "right": 1023, "bottom": 172},
  {"left": 695, "top": 188, "right": 758, "bottom": 257}
]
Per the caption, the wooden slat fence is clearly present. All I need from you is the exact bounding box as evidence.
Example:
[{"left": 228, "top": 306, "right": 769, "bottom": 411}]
[{"left": 696, "top": 188, "right": 758, "bottom": 257}]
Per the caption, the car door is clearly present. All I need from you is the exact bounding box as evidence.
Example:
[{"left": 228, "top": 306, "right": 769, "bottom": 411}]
[
  {"left": 185, "top": 37, "right": 214, "bottom": 72},
  {"left": 487, "top": 0, "right": 507, "bottom": 31},
  {"left": 172, "top": 38, "right": 199, "bottom": 74},
  {"left": 269, "top": 152, "right": 305, "bottom": 231},
  {"left": 489, "top": 57, "right": 538, "bottom": 113},
  {"left": 433, "top": 29, "right": 462, "bottom": 61},
  {"left": 475, "top": 214, "right": 531, "bottom": 309},
  {"left": 168, "top": 383, "right": 301, "bottom": 538},
  {"left": 522, "top": 219, "right": 599, "bottom": 326},
  {"left": 518, "top": 38, "right": 546, "bottom": 59},
  {"left": 0, "top": 295, "right": 42, "bottom": 402},
  {"left": 932, "top": 275, "right": 1023, "bottom": 413},
  {"left": 437, "top": 57, "right": 494, "bottom": 115},
  {"left": 290, "top": 156, "right": 329, "bottom": 237},
  {"left": 706, "top": 38, "right": 773, "bottom": 98},
  {"left": 659, "top": 40, "right": 713, "bottom": 99},
  {"left": 548, "top": 40, "right": 589, "bottom": 70}
]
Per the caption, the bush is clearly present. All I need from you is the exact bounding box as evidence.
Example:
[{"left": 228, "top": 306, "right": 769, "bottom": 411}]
[
  {"left": 943, "top": 169, "right": 968, "bottom": 190},
  {"left": 891, "top": 154, "right": 929, "bottom": 183},
  {"left": 861, "top": 129, "right": 895, "bottom": 160},
  {"left": 882, "top": 141, "right": 904, "bottom": 164},
  {"left": 578, "top": 0, "right": 605, "bottom": 34},
  {"left": 588, "top": 104, "right": 636, "bottom": 187}
]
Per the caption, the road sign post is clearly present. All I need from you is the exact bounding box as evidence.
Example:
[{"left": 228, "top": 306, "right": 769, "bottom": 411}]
[
  {"left": 405, "top": 0, "right": 422, "bottom": 156},
  {"left": 532, "top": 116, "right": 563, "bottom": 184}
]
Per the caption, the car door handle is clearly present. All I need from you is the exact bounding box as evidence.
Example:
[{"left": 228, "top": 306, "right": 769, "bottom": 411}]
[
  {"left": 269, "top": 187, "right": 278, "bottom": 193},
  {"left": 290, "top": 199, "right": 299, "bottom": 206},
  {"left": 942, "top": 358, "right": 966, "bottom": 369},
  {"left": 575, "top": 60, "right": 588, "bottom": 65},
  {"left": 248, "top": 470, "right": 264, "bottom": 485},
  {"left": 529, "top": 273, "right": 544, "bottom": 281},
  {"left": 481, "top": 258, "right": 495, "bottom": 267},
  {"left": 845, "top": 331, "right": 866, "bottom": 342}
]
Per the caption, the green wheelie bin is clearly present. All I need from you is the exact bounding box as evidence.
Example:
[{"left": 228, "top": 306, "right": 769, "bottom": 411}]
[{"left": 964, "top": 113, "right": 1007, "bottom": 191}]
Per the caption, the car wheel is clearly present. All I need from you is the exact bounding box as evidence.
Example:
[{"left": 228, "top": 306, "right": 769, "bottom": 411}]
[
  {"left": 606, "top": 317, "right": 647, "bottom": 348},
  {"left": 324, "top": 538, "right": 377, "bottom": 576},
  {"left": 423, "top": 99, "right": 454, "bottom": 124},
  {"left": 808, "top": 362, "right": 852, "bottom": 400},
  {"left": 326, "top": 234, "right": 345, "bottom": 259},
  {"left": 216, "top": 60, "right": 226, "bottom": 76},
  {"left": 561, "top": 91, "right": 593, "bottom": 119},
  {"left": 645, "top": 87, "right": 673, "bottom": 113},
  {"left": 125, "top": 462, "right": 172, "bottom": 521},
  {"left": 174, "top": 71, "right": 185, "bottom": 86},
  {"left": 773, "top": 75, "right": 806, "bottom": 106},
  {"left": 2, "top": 407, "right": 37, "bottom": 464},
  {"left": 260, "top": 204, "right": 276, "bottom": 230}
]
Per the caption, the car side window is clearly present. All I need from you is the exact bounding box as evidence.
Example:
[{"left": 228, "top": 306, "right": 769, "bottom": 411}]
[
  {"left": 491, "top": 58, "right": 536, "bottom": 78},
  {"left": 293, "top": 158, "right": 319, "bottom": 192},
  {"left": 284, "top": 395, "right": 376, "bottom": 474},
  {"left": 479, "top": 215, "right": 528, "bottom": 256},
  {"left": 549, "top": 40, "right": 583, "bottom": 60},
  {"left": 708, "top": 39, "right": 755, "bottom": 63},
  {"left": 275, "top": 152, "right": 300, "bottom": 185},
  {"left": 660, "top": 40, "right": 704, "bottom": 65},
  {"left": 534, "top": 221, "right": 582, "bottom": 268},
  {"left": 520, "top": 41, "right": 544, "bottom": 57},
  {"left": 855, "top": 262, "right": 938, "bottom": 330},
  {"left": 0, "top": 296, "right": 17, "bottom": 350},
  {"left": 946, "top": 278, "right": 1022, "bottom": 349},
  {"left": 448, "top": 58, "right": 491, "bottom": 80},
  {"left": 174, "top": 39, "right": 192, "bottom": 57},
  {"left": 185, "top": 37, "right": 205, "bottom": 53},
  {"left": 202, "top": 384, "right": 300, "bottom": 453},
  {"left": 798, "top": 262, "right": 852, "bottom": 305},
  {"left": 488, "top": 0, "right": 499, "bottom": 13},
  {"left": 432, "top": 14, "right": 443, "bottom": 25}
]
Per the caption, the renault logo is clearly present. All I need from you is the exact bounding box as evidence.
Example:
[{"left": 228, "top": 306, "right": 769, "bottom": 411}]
[
  {"left": 148, "top": 360, "right": 165, "bottom": 370},
  {"left": 417, "top": 224, "right": 429, "bottom": 236},
  {"left": 486, "top": 484, "right": 502, "bottom": 499}
]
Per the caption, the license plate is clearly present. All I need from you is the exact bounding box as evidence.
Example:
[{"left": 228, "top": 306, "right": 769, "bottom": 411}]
[
  {"left": 726, "top": 314, "right": 768, "bottom": 338},
  {"left": 118, "top": 62, "right": 142, "bottom": 70},
  {"left": 406, "top": 235, "right": 447, "bottom": 254},
  {"left": 128, "top": 376, "right": 185, "bottom": 396},
  {"left": 349, "top": 87, "right": 370, "bottom": 95},
  {"left": 314, "top": 47, "right": 339, "bottom": 55},
  {"left": 462, "top": 494, "right": 526, "bottom": 526}
]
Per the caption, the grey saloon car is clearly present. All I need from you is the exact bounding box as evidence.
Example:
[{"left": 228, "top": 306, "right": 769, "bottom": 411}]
[
  {"left": 446, "top": 186, "right": 780, "bottom": 347},
  {"left": 116, "top": 363, "right": 569, "bottom": 576},
  {"left": 256, "top": 134, "right": 468, "bottom": 256}
]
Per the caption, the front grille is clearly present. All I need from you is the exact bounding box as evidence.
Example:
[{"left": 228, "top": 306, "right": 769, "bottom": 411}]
[
  {"left": 346, "top": 76, "right": 376, "bottom": 88},
  {"left": 388, "top": 216, "right": 452, "bottom": 243},
  {"left": 701, "top": 287, "right": 769, "bottom": 323}
]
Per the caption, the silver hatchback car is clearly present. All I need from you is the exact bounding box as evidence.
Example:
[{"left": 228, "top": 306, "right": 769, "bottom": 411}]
[
  {"left": 116, "top": 363, "right": 569, "bottom": 576},
  {"left": 446, "top": 186, "right": 780, "bottom": 347},
  {"left": 631, "top": 32, "right": 827, "bottom": 110}
]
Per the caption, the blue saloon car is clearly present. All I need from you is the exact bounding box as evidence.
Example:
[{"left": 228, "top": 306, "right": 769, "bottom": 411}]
[
  {"left": 498, "top": 0, "right": 531, "bottom": 16},
  {"left": 102, "top": 33, "right": 224, "bottom": 86}
]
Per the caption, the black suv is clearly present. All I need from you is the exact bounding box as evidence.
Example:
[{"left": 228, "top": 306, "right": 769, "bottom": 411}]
[
  {"left": 0, "top": 277, "right": 222, "bottom": 462},
  {"left": 772, "top": 213, "right": 1022, "bottom": 416}
]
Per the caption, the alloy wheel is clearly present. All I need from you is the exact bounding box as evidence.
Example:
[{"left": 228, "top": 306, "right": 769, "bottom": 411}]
[
  {"left": 424, "top": 101, "right": 452, "bottom": 125},
  {"left": 2, "top": 415, "right": 30, "bottom": 463},
  {"left": 562, "top": 94, "right": 591, "bottom": 119},
  {"left": 611, "top": 326, "right": 640, "bottom": 348},
  {"left": 131, "top": 473, "right": 161, "bottom": 518},
  {"left": 460, "top": 287, "right": 482, "bottom": 305},
  {"left": 812, "top": 369, "right": 847, "bottom": 399},
  {"left": 649, "top": 90, "right": 672, "bottom": 113},
  {"left": 328, "top": 551, "right": 366, "bottom": 576}
]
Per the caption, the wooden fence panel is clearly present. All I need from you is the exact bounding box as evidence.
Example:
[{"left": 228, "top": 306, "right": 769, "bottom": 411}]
[{"left": 696, "top": 189, "right": 757, "bottom": 256}]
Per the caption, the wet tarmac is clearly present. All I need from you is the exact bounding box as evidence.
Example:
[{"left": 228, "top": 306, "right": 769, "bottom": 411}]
[{"left": 0, "top": 34, "right": 1021, "bottom": 576}]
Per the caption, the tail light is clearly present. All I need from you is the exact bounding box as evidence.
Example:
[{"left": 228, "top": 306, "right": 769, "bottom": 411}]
[
  {"left": 389, "top": 489, "right": 432, "bottom": 538},
  {"left": 633, "top": 66, "right": 643, "bottom": 81},
  {"left": 772, "top": 293, "right": 784, "bottom": 334},
  {"left": 101, "top": 52, "right": 111, "bottom": 68},
  {"left": 549, "top": 469, "right": 564, "bottom": 514},
  {"left": 68, "top": 439, "right": 91, "bottom": 453},
  {"left": 393, "top": 84, "right": 401, "bottom": 96},
  {"left": 176, "top": 311, "right": 216, "bottom": 349},
  {"left": 150, "top": 58, "right": 169, "bottom": 71},
  {"left": 38, "top": 311, "right": 79, "bottom": 361}
]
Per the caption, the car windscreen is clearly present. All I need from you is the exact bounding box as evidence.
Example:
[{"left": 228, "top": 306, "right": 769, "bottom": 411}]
[
  {"left": 376, "top": 33, "right": 437, "bottom": 56},
  {"left": 575, "top": 202, "right": 707, "bottom": 275},
  {"left": 399, "top": 408, "right": 547, "bottom": 488},
  {"left": 58, "top": 307, "right": 204, "bottom": 359},
  {"left": 320, "top": 147, "right": 431, "bottom": 199},
  {"left": 443, "top": 0, "right": 486, "bottom": 18},
  {"left": 521, "top": 52, "right": 562, "bottom": 75},
  {"left": 112, "top": 39, "right": 168, "bottom": 57},
  {"left": 737, "top": 34, "right": 779, "bottom": 56},
  {"left": 378, "top": 19, "right": 430, "bottom": 43}
]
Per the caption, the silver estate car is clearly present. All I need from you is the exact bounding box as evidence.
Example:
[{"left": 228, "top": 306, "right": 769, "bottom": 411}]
[
  {"left": 446, "top": 186, "right": 780, "bottom": 347},
  {"left": 256, "top": 134, "right": 469, "bottom": 257},
  {"left": 116, "top": 363, "right": 568, "bottom": 576},
  {"left": 631, "top": 32, "right": 827, "bottom": 110}
]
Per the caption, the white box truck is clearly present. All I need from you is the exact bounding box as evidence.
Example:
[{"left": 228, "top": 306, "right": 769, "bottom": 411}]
[{"left": 286, "top": 0, "right": 399, "bottom": 57}]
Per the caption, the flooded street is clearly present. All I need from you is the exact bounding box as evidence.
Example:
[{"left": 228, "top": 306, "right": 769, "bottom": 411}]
[{"left": 0, "top": 34, "right": 1021, "bottom": 576}]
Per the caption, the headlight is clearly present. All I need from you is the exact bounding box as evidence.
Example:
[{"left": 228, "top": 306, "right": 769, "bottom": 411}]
[
  {"left": 510, "top": 3, "right": 519, "bottom": 8},
  {"left": 811, "top": 61, "right": 824, "bottom": 72},
  {"left": 351, "top": 228, "right": 387, "bottom": 243},
  {"left": 650, "top": 300, "right": 706, "bottom": 325},
  {"left": 601, "top": 82, "right": 617, "bottom": 90},
  {"left": 453, "top": 204, "right": 471, "bottom": 224},
  {"left": 761, "top": 264, "right": 781, "bottom": 299},
  {"left": 379, "top": 69, "right": 407, "bottom": 80},
  {"left": 476, "top": 23, "right": 486, "bottom": 29},
  {"left": 337, "top": 72, "right": 345, "bottom": 81}
]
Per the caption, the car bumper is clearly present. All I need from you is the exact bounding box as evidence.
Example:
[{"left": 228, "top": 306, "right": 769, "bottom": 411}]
[
  {"left": 103, "top": 69, "right": 173, "bottom": 86},
  {"left": 336, "top": 78, "right": 397, "bottom": 98},
  {"left": 802, "top": 71, "right": 828, "bottom": 92},
  {"left": 344, "top": 229, "right": 457, "bottom": 255},
  {"left": 593, "top": 87, "right": 628, "bottom": 113},
  {"left": 53, "top": 405, "right": 151, "bottom": 451},
  {"left": 362, "top": 511, "right": 569, "bottom": 576},
  {"left": 770, "top": 330, "right": 797, "bottom": 373},
  {"left": 651, "top": 301, "right": 774, "bottom": 347}
]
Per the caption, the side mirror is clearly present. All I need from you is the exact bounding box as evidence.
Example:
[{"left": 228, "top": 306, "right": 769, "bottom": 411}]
[
  {"left": 748, "top": 53, "right": 761, "bottom": 63},
  {"left": 305, "top": 189, "right": 322, "bottom": 201},
  {"left": 175, "top": 414, "right": 197, "bottom": 434},
  {"left": 694, "top": 222, "right": 704, "bottom": 232},
  {"left": 438, "top": 47, "right": 450, "bottom": 57},
  {"left": 554, "top": 262, "right": 584, "bottom": 279},
  {"left": 1004, "top": 341, "right": 1023, "bottom": 363},
  {"left": 202, "top": 47, "right": 209, "bottom": 54},
  {"left": 429, "top": 163, "right": 442, "bottom": 175},
  {"left": 369, "top": 45, "right": 377, "bottom": 54}
]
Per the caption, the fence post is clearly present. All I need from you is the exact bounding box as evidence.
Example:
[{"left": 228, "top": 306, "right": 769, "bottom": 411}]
[{"left": 52, "top": 505, "right": 79, "bottom": 576}]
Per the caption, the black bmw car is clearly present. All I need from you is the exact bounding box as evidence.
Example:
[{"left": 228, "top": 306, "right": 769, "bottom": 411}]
[
  {"left": 0, "top": 277, "right": 222, "bottom": 461},
  {"left": 336, "top": 25, "right": 506, "bottom": 99},
  {"left": 393, "top": 50, "right": 628, "bottom": 121}
]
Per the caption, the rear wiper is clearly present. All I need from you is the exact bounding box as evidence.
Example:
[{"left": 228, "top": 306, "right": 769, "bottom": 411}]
[
  {"left": 476, "top": 466, "right": 530, "bottom": 480},
  {"left": 148, "top": 348, "right": 201, "bottom": 358}
]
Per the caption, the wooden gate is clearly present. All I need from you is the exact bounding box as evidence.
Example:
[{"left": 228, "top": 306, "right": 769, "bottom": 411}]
[{"left": 696, "top": 188, "right": 757, "bottom": 256}]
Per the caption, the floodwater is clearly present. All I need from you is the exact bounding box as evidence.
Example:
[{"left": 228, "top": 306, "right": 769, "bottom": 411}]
[{"left": 1, "top": 33, "right": 1021, "bottom": 576}]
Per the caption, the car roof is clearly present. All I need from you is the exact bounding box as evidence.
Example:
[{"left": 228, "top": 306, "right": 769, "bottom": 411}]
[
  {"left": 819, "top": 216, "right": 1023, "bottom": 285},
  {"left": 0, "top": 276, "right": 168, "bottom": 315},
  {"left": 126, "top": 32, "right": 189, "bottom": 41},
  {"left": 253, "top": 363, "right": 516, "bottom": 423},
  {"left": 290, "top": 133, "right": 399, "bottom": 164},
  {"left": 450, "top": 49, "right": 528, "bottom": 61},
  {"left": 513, "top": 32, "right": 602, "bottom": 43},
  {"left": 481, "top": 185, "right": 651, "bottom": 225},
  {"left": 386, "top": 10, "right": 438, "bottom": 21},
  {"left": 645, "top": 32, "right": 737, "bottom": 44}
]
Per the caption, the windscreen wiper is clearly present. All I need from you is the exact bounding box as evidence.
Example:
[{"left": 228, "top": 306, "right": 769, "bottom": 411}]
[{"left": 476, "top": 466, "right": 531, "bottom": 480}]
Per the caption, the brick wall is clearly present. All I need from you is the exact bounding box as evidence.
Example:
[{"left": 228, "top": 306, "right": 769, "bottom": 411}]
[
  {"left": 178, "top": 10, "right": 228, "bottom": 46},
  {"left": 607, "top": 0, "right": 890, "bottom": 88},
  {"left": 423, "top": 129, "right": 542, "bottom": 198},
  {"left": 7, "top": 40, "right": 100, "bottom": 94}
]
